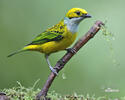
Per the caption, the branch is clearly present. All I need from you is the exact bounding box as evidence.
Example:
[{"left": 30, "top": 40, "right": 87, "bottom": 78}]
[{"left": 36, "top": 20, "right": 104, "bottom": 100}]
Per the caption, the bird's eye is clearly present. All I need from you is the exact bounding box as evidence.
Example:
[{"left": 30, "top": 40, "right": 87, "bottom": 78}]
[{"left": 75, "top": 11, "right": 81, "bottom": 15}]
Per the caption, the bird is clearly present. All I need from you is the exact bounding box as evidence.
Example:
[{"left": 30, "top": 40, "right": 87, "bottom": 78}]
[{"left": 8, "top": 8, "right": 92, "bottom": 75}]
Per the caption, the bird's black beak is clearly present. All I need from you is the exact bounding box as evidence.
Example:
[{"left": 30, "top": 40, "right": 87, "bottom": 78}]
[{"left": 83, "top": 14, "right": 92, "bottom": 18}]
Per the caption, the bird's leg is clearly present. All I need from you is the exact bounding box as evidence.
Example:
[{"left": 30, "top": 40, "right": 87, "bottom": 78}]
[
  {"left": 45, "top": 54, "right": 58, "bottom": 75},
  {"left": 65, "top": 48, "right": 77, "bottom": 54}
]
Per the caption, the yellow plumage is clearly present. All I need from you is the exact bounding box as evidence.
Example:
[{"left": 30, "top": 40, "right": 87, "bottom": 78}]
[
  {"left": 41, "top": 31, "right": 77, "bottom": 54},
  {"left": 24, "top": 26, "right": 77, "bottom": 54}
]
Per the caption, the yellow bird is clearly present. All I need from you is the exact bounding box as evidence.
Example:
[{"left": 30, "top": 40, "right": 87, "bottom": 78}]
[{"left": 8, "top": 8, "right": 92, "bottom": 75}]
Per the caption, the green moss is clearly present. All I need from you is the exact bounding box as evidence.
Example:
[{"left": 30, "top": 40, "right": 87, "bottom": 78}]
[
  {"left": 2, "top": 81, "right": 40, "bottom": 100},
  {"left": 0, "top": 81, "right": 103, "bottom": 100},
  {"left": 1, "top": 87, "right": 107, "bottom": 100},
  {"left": 1, "top": 81, "right": 125, "bottom": 100},
  {"left": 101, "top": 21, "right": 120, "bottom": 67}
]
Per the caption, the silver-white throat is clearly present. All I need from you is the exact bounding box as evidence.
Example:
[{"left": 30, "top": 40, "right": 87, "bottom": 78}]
[{"left": 64, "top": 17, "right": 84, "bottom": 33}]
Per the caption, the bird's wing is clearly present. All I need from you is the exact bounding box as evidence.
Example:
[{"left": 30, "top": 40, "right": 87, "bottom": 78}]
[{"left": 27, "top": 31, "right": 63, "bottom": 45}]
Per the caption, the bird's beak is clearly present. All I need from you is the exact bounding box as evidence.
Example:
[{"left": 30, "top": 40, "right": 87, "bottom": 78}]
[{"left": 83, "top": 14, "right": 92, "bottom": 18}]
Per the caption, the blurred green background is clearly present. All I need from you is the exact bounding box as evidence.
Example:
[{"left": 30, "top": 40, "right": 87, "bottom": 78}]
[{"left": 0, "top": 0, "right": 125, "bottom": 98}]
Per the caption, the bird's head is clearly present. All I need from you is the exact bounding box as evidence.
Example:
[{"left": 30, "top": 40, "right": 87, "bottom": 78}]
[
  {"left": 65, "top": 8, "right": 91, "bottom": 23},
  {"left": 64, "top": 8, "right": 92, "bottom": 33}
]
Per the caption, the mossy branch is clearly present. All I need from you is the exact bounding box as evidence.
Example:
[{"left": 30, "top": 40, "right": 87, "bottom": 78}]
[{"left": 36, "top": 20, "right": 104, "bottom": 100}]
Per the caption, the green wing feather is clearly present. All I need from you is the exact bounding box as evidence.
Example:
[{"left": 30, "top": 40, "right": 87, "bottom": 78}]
[
  {"left": 27, "top": 31, "right": 63, "bottom": 45},
  {"left": 7, "top": 31, "right": 63, "bottom": 57},
  {"left": 28, "top": 20, "right": 65, "bottom": 45}
]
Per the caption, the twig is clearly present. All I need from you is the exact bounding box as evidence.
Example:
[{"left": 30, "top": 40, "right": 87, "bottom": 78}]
[{"left": 36, "top": 20, "right": 104, "bottom": 100}]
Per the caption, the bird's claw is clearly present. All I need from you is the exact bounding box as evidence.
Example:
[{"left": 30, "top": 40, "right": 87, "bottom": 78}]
[
  {"left": 65, "top": 48, "right": 77, "bottom": 54},
  {"left": 58, "top": 59, "right": 65, "bottom": 66},
  {"left": 50, "top": 67, "right": 58, "bottom": 75}
]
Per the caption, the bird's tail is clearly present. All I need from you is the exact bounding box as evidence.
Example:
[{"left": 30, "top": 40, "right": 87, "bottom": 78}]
[{"left": 7, "top": 48, "right": 27, "bottom": 57}]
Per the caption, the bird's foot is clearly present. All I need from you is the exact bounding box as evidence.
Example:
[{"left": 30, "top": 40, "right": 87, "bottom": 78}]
[
  {"left": 65, "top": 48, "right": 77, "bottom": 54},
  {"left": 57, "top": 59, "right": 65, "bottom": 66},
  {"left": 50, "top": 66, "right": 58, "bottom": 75}
]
